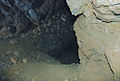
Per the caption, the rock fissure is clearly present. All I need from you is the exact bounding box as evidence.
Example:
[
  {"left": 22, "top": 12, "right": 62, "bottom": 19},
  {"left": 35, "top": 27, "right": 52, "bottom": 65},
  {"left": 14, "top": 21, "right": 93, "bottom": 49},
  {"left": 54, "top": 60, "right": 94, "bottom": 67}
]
[{"left": 104, "top": 52, "right": 114, "bottom": 74}]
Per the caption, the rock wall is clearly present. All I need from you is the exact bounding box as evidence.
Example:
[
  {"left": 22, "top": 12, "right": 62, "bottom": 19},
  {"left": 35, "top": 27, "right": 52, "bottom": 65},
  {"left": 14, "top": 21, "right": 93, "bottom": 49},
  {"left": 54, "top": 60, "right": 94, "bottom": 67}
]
[
  {"left": 0, "top": 0, "right": 80, "bottom": 64},
  {"left": 0, "top": 0, "right": 65, "bottom": 38},
  {"left": 66, "top": 0, "right": 120, "bottom": 80},
  {"left": 66, "top": 0, "right": 120, "bottom": 22}
]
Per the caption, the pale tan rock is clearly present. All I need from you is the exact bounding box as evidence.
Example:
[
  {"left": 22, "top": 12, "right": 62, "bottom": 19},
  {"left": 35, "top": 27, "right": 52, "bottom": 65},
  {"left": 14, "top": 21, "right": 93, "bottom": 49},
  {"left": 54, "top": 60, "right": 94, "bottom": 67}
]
[
  {"left": 105, "top": 45, "right": 120, "bottom": 79},
  {"left": 66, "top": 0, "right": 89, "bottom": 16},
  {"left": 74, "top": 13, "right": 120, "bottom": 79},
  {"left": 93, "top": 0, "right": 120, "bottom": 6},
  {"left": 66, "top": 0, "right": 120, "bottom": 22},
  {"left": 66, "top": 0, "right": 120, "bottom": 79},
  {"left": 78, "top": 59, "right": 114, "bottom": 81}
]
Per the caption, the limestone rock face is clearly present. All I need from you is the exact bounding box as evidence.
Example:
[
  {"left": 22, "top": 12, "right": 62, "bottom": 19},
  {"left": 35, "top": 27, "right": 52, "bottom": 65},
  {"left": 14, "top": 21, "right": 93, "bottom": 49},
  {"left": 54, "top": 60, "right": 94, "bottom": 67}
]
[
  {"left": 66, "top": 0, "right": 88, "bottom": 16},
  {"left": 66, "top": 0, "right": 120, "bottom": 80},
  {"left": 93, "top": 0, "right": 120, "bottom": 22},
  {"left": 74, "top": 14, "right": 120, "bottom": 79},
  {"left": 66, "top": 0, "right": 120, "bottom": 22}
]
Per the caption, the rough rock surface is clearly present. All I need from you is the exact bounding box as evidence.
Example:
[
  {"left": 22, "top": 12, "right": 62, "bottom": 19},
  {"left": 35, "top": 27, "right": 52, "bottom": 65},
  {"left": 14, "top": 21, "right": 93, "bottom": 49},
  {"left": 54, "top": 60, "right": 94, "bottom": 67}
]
[
  {"left": 0, "top": 0, "right": 65, "bottom": 38},
  {"left": 0, "top": 0, "right": 80, "bottom": 64},
  {"left": 93, "top": 0, "right": 120, "bottom": 22},
  {"left": 66, "top": 0, "right": 120, "bottom": 80},
  {"left": 66, "top": 0, "right": 120, "bottom": 22}
]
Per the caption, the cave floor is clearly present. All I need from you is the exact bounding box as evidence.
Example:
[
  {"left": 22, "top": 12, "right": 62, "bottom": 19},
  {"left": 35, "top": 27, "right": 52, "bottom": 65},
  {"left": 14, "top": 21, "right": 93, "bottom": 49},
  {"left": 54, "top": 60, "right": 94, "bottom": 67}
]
[
  {"left": 0, "top": 34, "right": 80, "bottom": 81},
  {"left": 0, "top": 36, "right": 114, "bottom": 81}
]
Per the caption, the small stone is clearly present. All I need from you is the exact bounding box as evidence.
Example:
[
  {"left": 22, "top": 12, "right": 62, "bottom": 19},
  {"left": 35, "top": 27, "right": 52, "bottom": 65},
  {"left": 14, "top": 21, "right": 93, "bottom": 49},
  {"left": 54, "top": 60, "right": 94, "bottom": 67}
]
[
  {"left": 9, "top": 39, "right": 15, "bottom": 44},
  {"left": 61, "top": 17, "right": 66, "bottom": 22},
  {"left": 13, "top": 51, "right": 19, "bottom": 56},
  {"left": 22, "top": 58, "right": 27, "bottom": 63},
  {"left": 64, "top": 79, "right": 68, "bottom": 81},
  {"left": 10, "top": 57, "right": 17, "bottom": 64}
]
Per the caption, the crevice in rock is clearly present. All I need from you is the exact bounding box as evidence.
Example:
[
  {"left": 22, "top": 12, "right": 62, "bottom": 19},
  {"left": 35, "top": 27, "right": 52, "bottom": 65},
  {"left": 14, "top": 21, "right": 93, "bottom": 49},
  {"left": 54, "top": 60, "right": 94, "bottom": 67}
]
[{"left": 104, "top": 52, "right": 114, "bottom": 74}]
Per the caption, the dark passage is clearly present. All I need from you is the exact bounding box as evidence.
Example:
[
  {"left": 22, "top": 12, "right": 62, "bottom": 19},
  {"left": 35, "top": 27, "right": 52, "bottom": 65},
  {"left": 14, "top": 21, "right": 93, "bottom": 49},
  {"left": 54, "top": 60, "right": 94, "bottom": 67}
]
[{"left": 35, "top": 0, "right": 80, "bottom": 64}]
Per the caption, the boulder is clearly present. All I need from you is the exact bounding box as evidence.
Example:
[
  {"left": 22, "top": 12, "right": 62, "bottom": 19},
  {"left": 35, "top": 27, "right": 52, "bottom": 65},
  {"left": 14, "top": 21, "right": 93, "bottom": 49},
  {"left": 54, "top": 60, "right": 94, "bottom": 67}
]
[
  {"left": 66, "top": 0, "right": 120, "bottom": 80},
  {"left": 66, "top": 0, "right": 120, "bottom": 22}
]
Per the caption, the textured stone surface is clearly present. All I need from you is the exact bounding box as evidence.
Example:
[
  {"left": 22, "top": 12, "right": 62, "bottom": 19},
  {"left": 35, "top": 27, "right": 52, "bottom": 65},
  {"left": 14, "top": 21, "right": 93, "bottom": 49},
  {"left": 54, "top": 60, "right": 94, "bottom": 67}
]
[
  {"left": 66, "top": 0, "right": 120, "bottom": 22},
  {"left": 0, "top": 0, "right": 80, "bottom": 64},
  {"left": 74, "top": 14, "right": 116, "bottom": 80},
  {"left": 93, "top": 0, "right": 120, "bottom": 22},
  {"left": 66, "top": 0, "right": 88, "bottom": 16},
  {"left": 0, "top": 0, "right": 65, "bottom": 38},
  {"left": 66, "top": 0, "right": 120, "bottom": 80}
]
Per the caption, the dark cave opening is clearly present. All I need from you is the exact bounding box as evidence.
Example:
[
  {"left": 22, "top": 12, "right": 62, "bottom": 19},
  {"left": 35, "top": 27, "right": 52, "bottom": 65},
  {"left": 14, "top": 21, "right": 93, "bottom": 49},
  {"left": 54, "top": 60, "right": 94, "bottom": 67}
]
[
  {"left": 48, "top": 30, "right": 80, "bottom": 64},
  {"left": 43, "top": 0, "right": 80, "bottom": 64},
  {"left": 0, "top": 0, "right": 80, "bottom": 81},
  {"left": 0, "top": 0, "right": 80, "bottom": 65}
]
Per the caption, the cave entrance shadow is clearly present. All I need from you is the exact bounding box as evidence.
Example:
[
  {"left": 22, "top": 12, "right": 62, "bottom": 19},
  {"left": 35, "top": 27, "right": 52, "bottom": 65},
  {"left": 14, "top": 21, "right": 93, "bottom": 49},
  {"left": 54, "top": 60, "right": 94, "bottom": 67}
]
[{"left": 46, "top": 1, "right": 80, "bottom": 64}]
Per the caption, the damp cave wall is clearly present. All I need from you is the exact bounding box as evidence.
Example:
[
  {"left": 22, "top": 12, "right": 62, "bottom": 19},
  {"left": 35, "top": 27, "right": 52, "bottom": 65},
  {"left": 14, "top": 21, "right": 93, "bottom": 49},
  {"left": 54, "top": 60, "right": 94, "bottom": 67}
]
[{"left": 0, "top": 0, "right": 80, "bottom": 64}]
